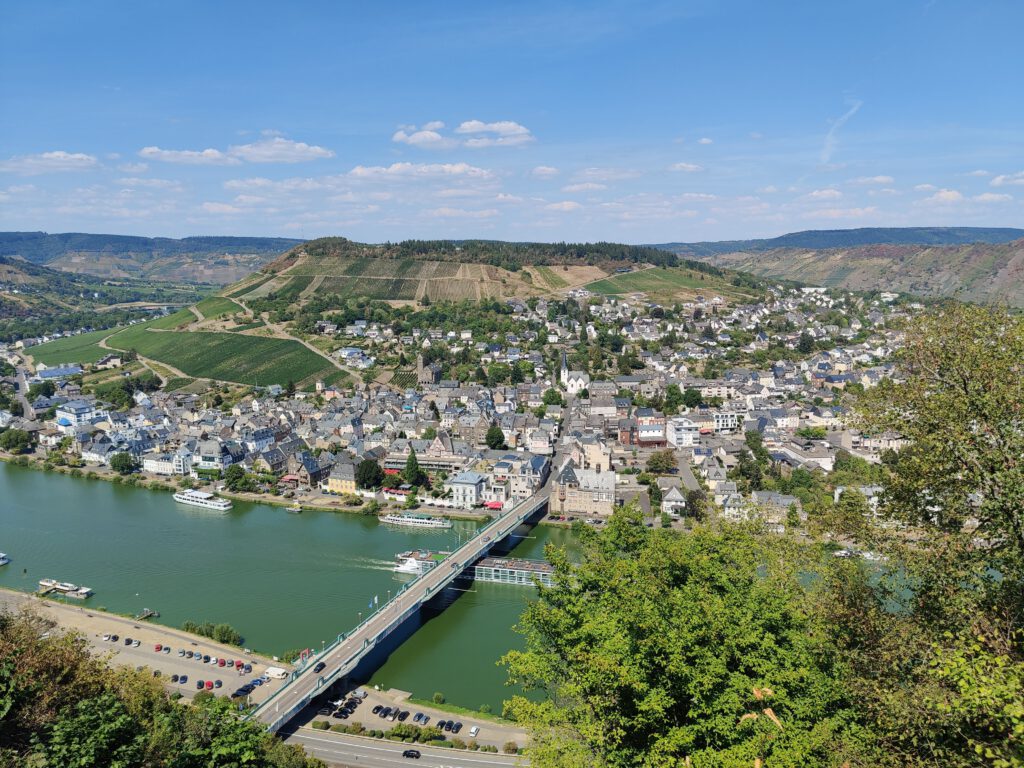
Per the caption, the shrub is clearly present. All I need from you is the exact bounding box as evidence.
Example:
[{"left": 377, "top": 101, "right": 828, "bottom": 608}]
[
  {"left": 432, "top": 691, "right": 445, "bottom": 704},
  {"left": 503, "top": 741, "right": 519, "bottom": 754},
  {"left": 451, "top": 738, "right": 467, "bottom": 750},
  {"left": 313, "top": 720, "right": 330, "bottom": 730}
]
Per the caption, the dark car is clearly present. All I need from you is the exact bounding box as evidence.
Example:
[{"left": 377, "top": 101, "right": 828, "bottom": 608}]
[
  {"left": 124, "top": 637, "right": 132, "bottom": 645},
  {"left": 243, "top": 664, "right": 252, "bottom": 674},
  {"left": 452, "top": 722, "right": 463, "bottom": 734},
  {"left": 401, "top": 750, "right": 420, "bottom": 759},
  {"left": 313, "top": 661, "right": 326, "bottom": 673},
  {"left": 196, "top": 680, "right": 205, "bottom": 689},
  {"left": 333, "top": 710, "right": 349, "bottom": 719},
  {"left": 171, "top": 674, "right": 179, "bottom": 683},
  {"left": 444, "top": 720, "right": 453, "bottom": 732},
  {"left": 437, "top": 720, "right": 447, "bottom": 731},
  {"left": 397, "top": 710, "right": 409, "bottom": 722},
  {"left": 380, "top": 706, "right": 392, "bottom": 718},
  {"left": 214, "top": 680, "right": 222, "bottom": 689},
  {"left": 186, "top": 650, "right": 194, "bottom": 658},
  {"left": 179, "top": 675, "right": 188, "bottom": 685},
  {"left": 412, "top": 712, "right": 422, "bottom": 723},
  {"left": 317, "top": 707, "right": 332, "bottom": 716},
  {"left": 202, "top": 655, "right": 211, "bottom": 664},
  {"left": 372, "top": 704, "right": 383, "bottom": 715}
]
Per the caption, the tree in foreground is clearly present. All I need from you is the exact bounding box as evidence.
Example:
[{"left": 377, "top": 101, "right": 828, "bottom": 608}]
[
  {"left": 485, "top": 424, "right": 507, "bottom": 450},
  {"left": 355, "top": 458, "right": 385, "bottom": 489},
  {"left": 502, "top": 505, "right": 881, "bottom": 767},
  {"left": 109, "top": 451, "right": 136, "bottom": 475},
  {"left": 403, "top": 446, "right": 425, "bottom": 486}
]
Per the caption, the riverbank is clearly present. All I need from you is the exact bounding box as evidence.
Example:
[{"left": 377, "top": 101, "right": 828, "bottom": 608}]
[{"left": 0, "top": 450, "right": 492, "bottom": 522}]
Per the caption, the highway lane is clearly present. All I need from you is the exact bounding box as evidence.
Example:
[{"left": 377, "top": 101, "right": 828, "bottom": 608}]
[
  {"left": 253, "top": 490, "right": 550, "bottom": 729},
  {"left": 288, "top": 728, "right": 525, "bottom": 768}
]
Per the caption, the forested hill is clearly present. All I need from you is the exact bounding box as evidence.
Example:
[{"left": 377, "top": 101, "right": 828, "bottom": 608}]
[
  {"left": 0, "top": 232, "right": 304, "bottom": 284},
  {"left": 654, "top": 226, "right": 1024, "bottom": 257},
  {"left": 271, "top": 236, "right": 680, "bottom": 272}
]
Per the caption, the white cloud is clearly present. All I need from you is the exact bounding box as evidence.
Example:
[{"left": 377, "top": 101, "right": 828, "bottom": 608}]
[
  {"left": 697, "top": 137, "right": 713, "bottom": 145},
  {"left": 974, "top": 192, "right": 1012, "bottom": 203},
  {"left": 576, "top": 167, "right": 641, "bottom": 181},
  {"left": 804, "top": 188, "right": 843, "bottom": 200},
  {"left": 821, "top": 100, "right": 862, "bottom": 164},
  {"left": 679, "top": 192, "right": 717, "bottom": 200},
  {"left": 850, "top": 175, "right": 894, "bottom": 185},
  {"left": 348, "top": 162, "right": 493, "bottom": 180},
  {"left": 0, "top": 150, "right": 99, "bottom": 175},
  {"left": 495, "top": 193, "right": 523, "bottom": 202},
  {"left": 759, "top": 185, "right": 778, "bottom": 194},
  {"left": 140, "top": 146, "right": 240, "bottom": 165},
  {"left": 531, "top": 165, "right": 560, "bottom": 178},
  {"left": 562, "top": 182, "right": 607, "bottom": 192},
  {"left": 422, "top": 121, "right": 445, "bottom": 131},
  {"left": 546, "top": 201, "right": 583, "bottom": 212},
  {"left": 914, "top": 183, "right": 937, "bottom": 192},
  {"left": 115, "top": 177, "right": 182, "bottom": 190},
  {"left": 455, "top": 119, "right": 534, "bottom": 147},
  {"left": 923, "top": 189, "right": 963, "bottom": 203},
  {"left": 427, "top": 206, "right": 498, "bottom": 218},
  {"left": 201, "top": 201, "right": 243, "bottom": 213},
  {"left": 803, "top": 206, "right": 876, "bottom": 220},
  {"left": 964, "top": 169, "right": 990, "bottom": 177},
  {"left": 670, "top": 162, "right": 703, "bottom": 173},
  {"left": 991, "top": 171, "right": 1024, "bottom": 187},
  {"left": 118, "top": 162, "right": 148, "bottom": 173},
  {"left": 228, "top": 137, "right": 334, "bottom": 163},
  {"left": 392, "top": 129, "right": 454, "bottom": 148}
]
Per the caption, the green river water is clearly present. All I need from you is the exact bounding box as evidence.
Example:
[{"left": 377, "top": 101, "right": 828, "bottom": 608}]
[{"left": 0, "top": 463, "right": 572, "bottom": 711}]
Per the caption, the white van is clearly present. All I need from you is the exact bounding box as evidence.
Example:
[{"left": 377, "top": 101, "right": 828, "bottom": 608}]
[
  {"left": 468, "top": 725, "right": 480, "bottom": 738},
  {"left": 264, "top": 666, "right": 289, "bottom": 680}
]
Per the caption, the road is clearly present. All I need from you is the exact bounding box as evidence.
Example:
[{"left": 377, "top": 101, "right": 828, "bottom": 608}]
[
  {"left": 252, "top": 490, "right": 550, "bottom": 731},
  {"left": 288, "top": 728, "right": 525, "bottom": 768},
  {"left": 13, "top": 362, "right": 34, "bottom": 419}
]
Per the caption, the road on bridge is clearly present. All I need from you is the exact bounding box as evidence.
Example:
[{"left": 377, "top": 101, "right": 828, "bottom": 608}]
[{"left": 253, "top": 490, "right": 550, "bottom": 730}]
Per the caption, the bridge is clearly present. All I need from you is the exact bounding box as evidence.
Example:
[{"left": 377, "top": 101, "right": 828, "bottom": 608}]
[{"left": 249, "top": 490, "right": 550, "bottom": 732}]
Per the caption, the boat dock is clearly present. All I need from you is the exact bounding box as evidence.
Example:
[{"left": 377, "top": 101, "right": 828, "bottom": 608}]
[
  {"left": 38, "top": 579, "right": 93, "bottom": 599},
  {"left": 466, "top": 556, "right": 555, "bottom": 587},
  {"left": 135, "top": 608, "right": 160, "bottom": 620}
]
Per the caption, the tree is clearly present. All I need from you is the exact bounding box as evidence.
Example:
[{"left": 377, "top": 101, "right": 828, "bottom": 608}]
[
  {"left": 28, "top": 380, "right": 55, "bottom": 400},
  {"left": 682, "top": 387, "right": 703, "bottom": 408},
  {"left": 223, "top": 463, "right": 247, "bottom": 491},
  {"left": 663, "top": 384, "right": 683, "bottom": 414},
  {"left": 422, "top": 426, "right": 437, "bottom": 440},
  {"left": 355, "top": 459, "right": 385, "bottom": 489},
  {"left": 685, "top": 488, "right": 707, "bottom": 520},
  {"left": 542, "top": 388, "right": 563, "bottom": 406},
  {"left": 403, "top": 447, "right": 425, "bottom": 486},
  {"left": 797, "top": 331, "right": 815, "bottom": 354},
  {"left": 645, "top": 449, "right": 676, "bottom": 474},
  {"left": 501, "top": 506, "right": 879, "bottom": 767},
  {"left": 109, "top": 452, "right": 136, "bottom": 475},
  {"left": 0, "top": 428, "right": 32, "bottom": 454},
  {"left": 485, "top": 424, "right": 506, "bottom": 450}
]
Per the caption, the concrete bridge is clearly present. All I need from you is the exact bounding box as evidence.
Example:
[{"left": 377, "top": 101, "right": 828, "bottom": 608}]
[{"left": 249, "top": 490, "right": 550, "bottom": 732}]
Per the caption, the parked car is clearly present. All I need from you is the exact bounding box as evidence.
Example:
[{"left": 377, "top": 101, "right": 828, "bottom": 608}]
[
  {"left": 452, "top": 722, "right": 463, "bottom": 734},
  {"left": 372, "top": 704, "right": 383, "bottom": 715},
  {"left": 185, "top": 650, "right": 194, "bottom": 658},
  {"left": 196, "top": 680, "right": 205, "bottom": 690},
  {"left": 124, "top": 637, "right": 132, "bottom": 646},
  {"left": 102, "top": 633, "right": 111, "bottom": 641},
  {"left": 218, "top": 658, "right": 226, "bottom": 667},
  {"left": 214, "top": 680, "right": 222, "bottom": 689},
  {"left": 397, "top": 710, "right": 409, "bottom": 722},
  {"left": 202, "top": 655, "right": 210, "bottom": 664},
  {"left": 412, "top": 712, "right": 422, "bottom": 723},
  {"left": 178, "top": 649, "right": 186, "bottom": 657},
  {"left": 155, "top": 644, "right": 162, "bottom": 652},
  {"left": 110, "top": 634, "right": 119, "bottom": 642},
  {"left": 205, "top": 681, "right": 214, "bottom": 690},
  {"left": 437, "top": 720, "right": 447, "bottom": 731},
  {"left": 468, "top": 725, "right": 480, "bottom": 738},
  {"left": 380, "top": 707, "right": 392, "bottom": 719},
  {"left": 179, "top": 675, "right": 188, "bottom": 685},
  {"left": 443, "top": 720, "right": 453, "bottom": 732},
  {"left": 243, "top": 664, "right": 252, "bottom": 674},
  {"left": 162, "top": 646, "right": 171, "bottom": 654}
]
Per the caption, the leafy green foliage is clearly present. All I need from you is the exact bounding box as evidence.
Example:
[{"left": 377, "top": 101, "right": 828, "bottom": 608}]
[
  {"left": 0, "top": 428, "right": 32, "bottom": 454},
  {"left": 109, "top": 452, "right": 137, "bottom": 475},
  {"left": 485, "top": 424, "right": 506, "bottom": 450},
  {"left": 502, "top": 505, "right": 880, "bottom": 767}
]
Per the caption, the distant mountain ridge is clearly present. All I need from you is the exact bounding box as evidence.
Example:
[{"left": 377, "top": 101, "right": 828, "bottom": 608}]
[
  {"left": 653, "top": 227, "right": 1024, "bottom": 257},
  {"left": 0, "top": 231, "right": 304, "bottom": 284}
]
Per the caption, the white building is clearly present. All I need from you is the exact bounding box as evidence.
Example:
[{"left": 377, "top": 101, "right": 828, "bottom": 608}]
[
  {"left": 445, "top": 471, "right": 487, "bottom": 509},
  {"left": 666, "top": 417, "right": 699, "bottom": 448}
]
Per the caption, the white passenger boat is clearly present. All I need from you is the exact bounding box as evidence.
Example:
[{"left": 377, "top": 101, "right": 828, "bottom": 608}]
[
  {"left": 393, "top": 549, "right": 450, "bottom": 574},
  {"left": 379, "top": 513, "right": 453, "bottom": 530},
  {"left": 173, "top": 489, "right": 233, "bottom": 511},
  {"left": 0, "top": 553, "right": 9, "bottom": 566}
]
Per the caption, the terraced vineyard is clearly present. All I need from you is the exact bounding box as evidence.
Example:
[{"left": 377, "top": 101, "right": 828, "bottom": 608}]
[
  {"left": 106, "top": 323, "right": 335, "bottom": 386},
  {"left": 586, "top": 266, "right": 761, "bottom": 304},
  {"left": 194, "top": 296, "right": 244, "bottom": 319}
]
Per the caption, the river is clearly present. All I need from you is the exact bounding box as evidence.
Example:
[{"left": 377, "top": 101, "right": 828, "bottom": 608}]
[{"left": 0, "top": 462, "right": 573, "bottom": 711}]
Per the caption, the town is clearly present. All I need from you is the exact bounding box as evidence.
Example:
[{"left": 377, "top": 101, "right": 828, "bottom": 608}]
[{"left": 1, "top": 281, "right": 912, "bottom": 536}]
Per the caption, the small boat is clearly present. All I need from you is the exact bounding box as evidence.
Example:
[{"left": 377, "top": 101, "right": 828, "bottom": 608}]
[
  {"left": 393, "top": 549, "right": 451, "bottom": 574},
  {"left": 287, "top": 501, "right": 302, "bottom": 514},
  {"left": 0, "top": 553, "right": 9, "bottom": 566}
]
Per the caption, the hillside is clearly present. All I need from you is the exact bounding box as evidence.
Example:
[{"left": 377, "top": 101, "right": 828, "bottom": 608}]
[
  {"left": 0, "top": 232, "right": 303, "bottom": 284},
  {"left": 234, "top": 236, "right": 759, "bottom": 306},
  {"left": 0, "top": 255, "right": 208, "bottom": 342},
  {"left": 654, "top": 226, "right": 1024, "bottom": 257},
  {"left": 697, "top": 239, "right": 1024, "bottom": 306}
]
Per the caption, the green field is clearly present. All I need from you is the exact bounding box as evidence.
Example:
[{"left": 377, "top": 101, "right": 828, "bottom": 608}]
[
  {"left": 317, "top": 277, "right": 420, "bottom": 300},
  {"left": 586, "top": 267, "right": 758, "bottom": 303},
  {"left": 535, "top": 265, "right": 568, "bottom": 290},
  {"left": 147, "top": 308, "right": 197, "bottom": 329},
  {"left": 29, "top": 328, "right": 118, "bottom": 366},
  {"left": 195, "top": 296, "right": 244, "bottom": 319},
  {"left": 164, "top": 377, "right": 196, "bottom": 392},
  {"left": 226, "top": 273, "right": 274, "bottom": 298},
  {"left": 107, "top": 325, "right": 336, "bottom": 386}
]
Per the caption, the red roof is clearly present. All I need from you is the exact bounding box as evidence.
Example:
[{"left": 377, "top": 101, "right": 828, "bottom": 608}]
[
  {"left": 384, "top": 468, "right": 401, "bottom": 475},
  {"left": 485, "top": 501, "right": 503, "bottom": 509}
]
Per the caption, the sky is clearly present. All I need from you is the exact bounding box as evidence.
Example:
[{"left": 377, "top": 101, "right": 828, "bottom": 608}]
[{"left": 1, "top": 0, "right": 1022, "bottom": 243}]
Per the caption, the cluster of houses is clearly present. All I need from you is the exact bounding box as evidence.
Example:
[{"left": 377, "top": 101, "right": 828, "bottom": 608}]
[{"left": 1, "top": 283, "right": 913, "bottom": 529}]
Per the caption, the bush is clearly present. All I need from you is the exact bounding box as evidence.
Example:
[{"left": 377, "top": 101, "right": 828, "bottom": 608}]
[
  {"left": 503, "top": 741, "right": 519, "bottom": 754},
  {"left": 313, "top": 720, "right": 330, "bottom": 730},
  {"left": 451, "top": 738, "right": 467, "bottom": 750},
  {"left": 432, "top": 691, "right": 445, "bottom": 705}
]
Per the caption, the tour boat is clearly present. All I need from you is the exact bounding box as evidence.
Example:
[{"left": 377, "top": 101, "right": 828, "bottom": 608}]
[
  {"left": 173, "top": 489, "right": 233, "bottom": 511},
  {"left": 37, "top": 579, "right": 92, "bottom": 598},
  {"left": 393, "top": 549, "right": 450, "bottom": 574},
  {"left": 379, "top": 513, "right": 453, "bottom": 530},
  {"left": 0, "top": 553, "right": 9, "bottom": 566}
]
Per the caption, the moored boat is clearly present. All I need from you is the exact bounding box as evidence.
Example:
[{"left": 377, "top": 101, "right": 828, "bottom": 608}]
[
  {"left": 379, "top": 513, "right": 453, "bottom": 530},
  {"left": 173, "top": 489, "right": 232, "bottom": 511}
]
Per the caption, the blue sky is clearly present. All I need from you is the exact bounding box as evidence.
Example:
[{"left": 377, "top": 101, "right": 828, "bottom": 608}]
[{"left": 1, "top": 0, "right": 1022, "bottom": 242}]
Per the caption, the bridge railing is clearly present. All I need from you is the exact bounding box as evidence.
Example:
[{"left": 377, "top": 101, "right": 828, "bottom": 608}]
[{"left": 249, "top": 494, "right": 546, "bottom": 723}]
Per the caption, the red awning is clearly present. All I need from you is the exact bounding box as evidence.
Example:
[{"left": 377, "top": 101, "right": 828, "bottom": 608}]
[{"left": 485, "top": 501, "right": 503, "bottom": 509}]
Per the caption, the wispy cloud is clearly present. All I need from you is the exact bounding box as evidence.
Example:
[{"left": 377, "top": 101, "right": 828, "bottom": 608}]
[
  {"left": 973, "top": 192, "right": 1012, "bottom": 203},
  {"left": 140, "top": 136, "right": 333, "bottom": 165},
  {"left": 140, "top": 146, "right": 240, "bottom": 165},
  {"left": 562, "top": 182, "right": 607, "bottom": 192},
  {"left": 348, "top": 162, "right": 493, "bottom": 180},
  {"left": 546, "top": 200, "right": 582, "bottom": 211},
  {"left": 849, "top": 175, "right": 894, "bottom": 185},
  {"left": 991, "top": 171, "right": 1024, "bottom": 187},
  {"left": 922, "top": 188, "right": 963, "bottom": 203},
  {"left": 455, "top": 120, "right": 534, "bottom": 147},
  {"left": 820, "top": 100, "right": 862, "bottom": 164},
  {"left": 531, "top": 165, "right": 559, "bottom": 178},
  {"left": 0, "top": 150, "right": 99, "bottom": 175},
  {"left": 669, "top": 162, "right": 703, "bottom": 173},
  {"left": 803, "top": 188, "right": 842, "bottom": 200},
  {"left": 427, "top": 206, "right": 498, "bottom": 218}
]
